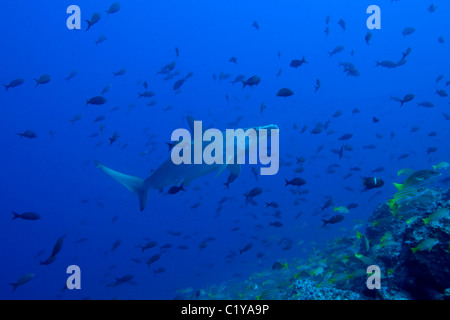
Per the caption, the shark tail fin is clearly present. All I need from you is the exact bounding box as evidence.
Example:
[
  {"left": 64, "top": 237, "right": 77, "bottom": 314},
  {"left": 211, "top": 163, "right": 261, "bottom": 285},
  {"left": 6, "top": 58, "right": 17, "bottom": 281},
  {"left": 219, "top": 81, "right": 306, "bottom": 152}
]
[{"left": 94, "top": 160, "right": 148, "bottom": 211}]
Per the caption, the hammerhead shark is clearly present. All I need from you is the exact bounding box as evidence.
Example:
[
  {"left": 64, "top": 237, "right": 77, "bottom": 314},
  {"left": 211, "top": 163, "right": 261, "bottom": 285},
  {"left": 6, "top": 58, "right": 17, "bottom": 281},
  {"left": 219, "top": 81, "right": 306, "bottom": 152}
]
[{"left": 95, "top": 116, "right": 279, "bottom": 211}]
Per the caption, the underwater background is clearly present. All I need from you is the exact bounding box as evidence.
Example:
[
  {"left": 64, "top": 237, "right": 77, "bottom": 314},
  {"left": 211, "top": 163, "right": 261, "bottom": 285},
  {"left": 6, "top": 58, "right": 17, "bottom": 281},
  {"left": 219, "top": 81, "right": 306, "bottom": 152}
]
[{"left": 1, "top": 0, "right": 449, "bottom": 300}]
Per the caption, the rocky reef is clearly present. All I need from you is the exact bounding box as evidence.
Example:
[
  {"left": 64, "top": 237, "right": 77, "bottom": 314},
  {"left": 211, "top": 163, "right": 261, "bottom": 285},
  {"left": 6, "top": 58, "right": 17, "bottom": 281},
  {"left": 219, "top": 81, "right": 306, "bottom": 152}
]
[{"left": 176, "top": 186, "right": 450, "bottom": 300}]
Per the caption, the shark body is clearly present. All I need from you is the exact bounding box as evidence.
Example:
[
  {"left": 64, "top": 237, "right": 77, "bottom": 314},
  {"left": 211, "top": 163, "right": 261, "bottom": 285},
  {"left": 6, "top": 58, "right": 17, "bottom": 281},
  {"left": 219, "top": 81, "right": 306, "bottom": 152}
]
[{"left": 95, "top": 116, "right": 278, "bottom": 211}]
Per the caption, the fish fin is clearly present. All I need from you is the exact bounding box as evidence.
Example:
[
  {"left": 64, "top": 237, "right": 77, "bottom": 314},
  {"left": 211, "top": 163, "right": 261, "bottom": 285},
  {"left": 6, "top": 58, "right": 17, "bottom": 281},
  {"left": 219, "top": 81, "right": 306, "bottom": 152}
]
[
  {"left": 393, "top": 183, "right": 404, "bottom": 191},
  {"left": 9, "top": 283, "right": 18, "bottom": 292},
  {"left": 3, "top": 84, "right": 8, "bottom": 91},
  {"left": 11, "top": 212, "right": 20, "bottom": 220},
  {"left": 411, "top": 247, "right": 418, "bottom": 254},
  {"left": 94, "top": 160, "right": 148, "bottom": 211},
  {"left": 422, "top": 218, "right": 428, "bottom": 226}
]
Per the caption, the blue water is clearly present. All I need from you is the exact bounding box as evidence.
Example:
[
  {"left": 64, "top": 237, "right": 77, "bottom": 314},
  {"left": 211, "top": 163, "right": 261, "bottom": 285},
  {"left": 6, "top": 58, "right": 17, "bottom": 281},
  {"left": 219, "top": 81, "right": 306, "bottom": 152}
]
[{"left": 1, "top": 0, "right": 449, "bottom": 299}]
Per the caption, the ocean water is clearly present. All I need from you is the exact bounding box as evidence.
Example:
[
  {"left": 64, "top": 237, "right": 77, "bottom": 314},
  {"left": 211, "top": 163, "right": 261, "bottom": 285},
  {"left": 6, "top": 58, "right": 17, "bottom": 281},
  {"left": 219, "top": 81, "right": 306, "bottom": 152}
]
[{"left": 1, "top": 0, "right": 449, "bottom": 300}]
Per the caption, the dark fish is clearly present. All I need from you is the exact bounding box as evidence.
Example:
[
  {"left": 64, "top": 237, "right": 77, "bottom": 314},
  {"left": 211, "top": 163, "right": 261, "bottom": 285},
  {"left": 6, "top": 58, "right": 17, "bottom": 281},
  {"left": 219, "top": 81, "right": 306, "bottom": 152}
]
[
  {"left": 337, "top": 19, "right": 346, "bottom": 31},
  {"left": 95, "top": 34, "right": 107, "bottom": 45},
  {"left": 111, "top": 240, "right": 121, "bottom": 252},
  {"left": 86, "top": 96, "right": 107, "bottom": 106},
  {"left": 168, "top": 184, "right": 185, "bottom": 194},
  {"left": 229, "top": 57, "right": 238, "bottom": 64},
  {"left": 290, "top": 57, "right": 308, "bottom": 68},
  {"left": 34, "top": 74, "right": 51, "bottom": 87},
  {"left": 276, "top": 88, "right": 294, "bottom": 97},
  {"left": 436, "top": 89, "right": 448, "bottom": 97},
  {"left": 427, "top": 147, "right": 438, "bottom": 155},
  {"left": 244, "top": 187, "right": 263, "bottom": 200},
  {"left": 321, "top": 198, "right": 333, "bottom": 211},
  {"left": 113, "top": 68, "right": 127, "bottom": 77},
  {"left": 106, "top": 2, "right": 121, "bottom": 15},
  {"left": 17, "top": 130, "right": 37, "bottom": 139},
  {"left": 314, "top": 79, "right": 321, "bottom": 92},
  {"left": 285, "top": 178, "right": 306, "bottom": 187},
  {"left": 239, "top": 243, "right": 253, "bottom": 254},
  {"left": 402, "top": 27, "right": 416, "bottom": 37},
  {"left": 365, "top": 31, "right": 372, "bottom": 45},
  {"left": 269, "top": 221, "right": 283, "bottom": 228},
  {"left": 338, "top": 133, "right": 353, "bottom": 141},
  {"left": 251, "top": 21, "right": 259, "bottom": 30},
  {"left": 376, "top": 61, "right": 397, "bottom": 68},
  {"left": 401, "top": 47, "right": 412, "bottom": 60},
  {"left": 110, "top": 275, "right": 134, "bottom": 287},
  {"left": 109, "top": 132, "right": 119, "bottom": 145},
  {"left": 242, "top": 76, "right": 261, "bottom": 88},
  {"left": 272, "top": 262, "right": 288, "bottom": 270},
  {"left": 139, "top": 241, "right": 157, "bottom": 252},
  {"left": 362, "top": 177, "right": 384, "bottom": 191},
  {"left": 11, "top": 211, "right": 40, "bottom": 221},
  {"left": 417, "top": 101, "right": 434, "bottom": 108},
  {"left": 138, "top": 91, "right": 155, "bottom": 98},
  {"left": 86, "top": 13, "right": 101, "bottom": 31},
  {"left": 3, "top": 78, "right": 24, "bottom": 90},
  {"left": 321, "top": 214, "right": 344, "bottom": 226},
  {"left": 51, "top": 236, "right": 64, "bottom": 258},
  {"left": 10, "top": 274, "right": 34, "bottom": 292},
  {"left": 224, "top": 173, "right": 238, "bottom": 189},
  {"left": 328, "top": 45, "right": 345, "bottom": 57}
]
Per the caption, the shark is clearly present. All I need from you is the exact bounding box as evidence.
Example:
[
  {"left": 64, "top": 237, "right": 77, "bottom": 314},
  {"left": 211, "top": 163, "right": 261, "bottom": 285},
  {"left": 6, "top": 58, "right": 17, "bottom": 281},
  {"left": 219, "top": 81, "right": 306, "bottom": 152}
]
[{"left": 95, "top": 116, "right": 279, "bottom": 211}]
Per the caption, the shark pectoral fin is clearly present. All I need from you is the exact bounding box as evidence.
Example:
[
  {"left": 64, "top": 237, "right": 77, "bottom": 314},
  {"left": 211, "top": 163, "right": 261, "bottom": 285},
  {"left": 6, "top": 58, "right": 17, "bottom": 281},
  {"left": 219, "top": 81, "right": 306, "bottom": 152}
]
[
  {"left": 227, "top": 164, "right": 241, "bottom": 176},
  {"left": 215, "top": 156, "right": 235, "bottom": 178},
  {"left": 215, "top": 164, "right": 228, "bottom": 178},
  {"left": 94, "top": 160, "right": 149, "bottom": 211}
]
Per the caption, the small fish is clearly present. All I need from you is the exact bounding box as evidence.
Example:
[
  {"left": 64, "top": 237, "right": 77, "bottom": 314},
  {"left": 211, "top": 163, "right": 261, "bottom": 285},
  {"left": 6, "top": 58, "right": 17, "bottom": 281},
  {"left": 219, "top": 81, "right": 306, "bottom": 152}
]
[
  {"left": 10, "top": 274, "right": 34, "bottom": 292},
  {"left": 251, "top": 21, "right": 259, "bottom": 30},
  {"left": 109, "top": 132, "right": 119, "bottom": 145},
  {"left": 95, "top": 34, "right": 107, "bottom": 45},
  {"left": 290, "top": 57, "right": 308, "bottom": 68},
  {"left": 328, "top": 46, "right": 345, "bottom": 58},
  {"left": 365, "top": 31, "right": 372, "bottom": 45},
  {"left": 402, "top": 27, "right": 416, "bottom": 37},
  {"left": 86, "top": 96, "right": 107, "bottom": 106},
  {"left": 362, "top": 177, "right": 384, "bottom": 191},
  {"left": 229, "top": 56, "right": 238, "bottom": 64},
  {"left": 113, "top": 68, "right": 127, "bottom": 77},
  {"left": 106, "top": 2, "right": 121, "bottom": 15},
  {"left": 11, "top": 211, "right": 41, "bottom": 221},
  {"left": 322, "top": 215, "right": 344, "bottom": 226},
  {"left": 269, "top": 221, "right": 283, "bottom": 228},
  {"left": 239, "top": 243, "right": 253, "bottom": 254},
  {"left": 411, "top": 238, "right": 439, "bottom": 254},
  {"left": 276, "top": 88, "right": 294, "bottom": 97},
  {"left": 34, "top": 74, "right": 51, "bottom": 87},
  {"left": 168, "top": 184, "right": 185, "bottom": 194},
  {"left": 65, "top": 70, "right": 77, "bottom": 82},
  {"left": 285, "top": 178, "right": 306, "bottom": 187},
  {"left": 86, "top": 13, "right": 101, "bottom": 31},
  {"left": 242, "top": 76, "right": 261, "bottom": 88},
  {"left": 337, "top": 19, "right": 346, "bottom": 31},
  {"left": 17, "top": 130, "right": 37, "bottom": 139},
  {"left": 422, "top": 208, "right": 449, "bottom": 226},
  {"left": 3, "top": 78, "right": 24, "bottom": 90},
  {"left": 70, "top": 114, "right": 83, "bottom": 125},
  {"left": 314, "top": 79, "right": 321, "bottom": 92}
]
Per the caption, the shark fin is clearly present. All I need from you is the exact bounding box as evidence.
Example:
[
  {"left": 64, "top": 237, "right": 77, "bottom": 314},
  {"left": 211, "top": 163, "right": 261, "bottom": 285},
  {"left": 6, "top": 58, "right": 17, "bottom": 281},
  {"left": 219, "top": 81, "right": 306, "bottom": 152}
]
[{"left": 94, "top": 160, "right": 148, "bottom": 211}]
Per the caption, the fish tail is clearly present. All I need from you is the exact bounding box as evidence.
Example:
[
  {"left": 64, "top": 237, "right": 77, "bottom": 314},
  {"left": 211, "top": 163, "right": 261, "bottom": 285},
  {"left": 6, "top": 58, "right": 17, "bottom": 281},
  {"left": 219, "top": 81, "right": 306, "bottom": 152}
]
[
  {"left": 321, "top": 219, "right": 329, "bottom": 226},
  {"left": 422, "top": 218, "right": 429, "bottom": 226},
  {"left": 241, "top": 81, "right": 246, "bottom": 88},
  {"left": 3, "top": 84, "right": 9, "bottom": 91},
  {"left": 411, "top": 247, "right": 418, "bottom": 254},
  {"left": 85, "top": 20, "right": 91, "bottom": 31},
  {"left": 94, "top": 160, "right": 149, "bottom": 211},
  {"left": 11, "top": 212, "right": 20, "bottom": 220},
  {"left": 284, "top": 179, "right": 290, "bottom": 186},
  {"left": 9, "top": 283, "right": 18, "bottom": 292},
  {"left": 34, "top": 79, "right": 39, "bottom": 87},
  {"left": 16, "top": 133, "right": 24, "bottom": 138}
]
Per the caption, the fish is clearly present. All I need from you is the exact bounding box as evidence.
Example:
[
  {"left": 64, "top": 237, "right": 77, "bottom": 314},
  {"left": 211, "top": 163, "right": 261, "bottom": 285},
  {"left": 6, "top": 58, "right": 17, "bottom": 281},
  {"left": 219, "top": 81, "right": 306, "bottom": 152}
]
[
  {"left": 272, "top": 262, "right": 288, "bottom": 270},
  {"left": 321, "top": 215, "right": 344, "bottom": 226},
  {"left": 113, "top": 68, "right": 127, "bottom": 77},
  {"left": 376, "top": 61, "right": 397, "bottom": 68},
  {"left": 109, "top": 132, "right": 119, "bottom": 145},
  {"left": 86, "top": 96, "right": 107, "bottom": 106},
  {"left": 402, "top": 27, "right": 416, "bottom": 37},
  {"left": 95, "top": 116, "right": 278, "bottom": 211},
  {"left": 86, "top": 13, "right": 101, "bottom": 31},
  {"left": 70, "top": 114, "right": 83, "bottom": 124},
  {"left": 417, "top": 101, "right": 434, "bottom": 108},
  {"left": 393, "top": 170, "right": 441, "bottom": 191},
  {"left": 251, "top": 21, "right": 259, "bottom": 30},
  {"left": 276, "top": 88, "right": 294, "bottom": 97},
  {"left": 239, "top": 243, "right": 253, "bottom": 254},
  {"left": 34, "top": 74, "right": 51, "bottom": 87},
  {"left": 328, "top": 46, "right": 345, "bottom": 57},
  {"left": 168, "top": 184, "right": 185, "bottom": 194},
  {"left": 229, "top": 57, "right": 238, "bottom": 64},
  {"left": 17, "top": 130, "right": 37, "bottom": 139},
  {"left": 411, "top": 238, "right": 439, "bottom": 254},
  {"left": 106, "top": 2, "right": 121, "bottom": 15},
  {"left": 285, "top": 178, "right": 306, "bottom": 187},
  {"left": 314, "top": 79, "right": 321, "bottom": 92},
  {"left": 138, "top": 91, "right": 155, "bottom": 98},
  {"left": 422, "top": 208, "right": 449, "bottom": 226},
  {"left": 337, "top": 19, "right": 346, "bottom": 31},
  {"left": 242, "top": 76, "right": 261, "bottom": 88},
  {"left": 269, "top": 221, "right": 283, "bottom": 228},
  {"left": 95, "top": 34, "right": 107, "bottom": 45},
  {"left": 365, "top": 31, "right": 372, "bottom": 45},
  {"left": 12, "top": 211, "right": 41, "bottom": 221},
  {"left": 3, "top": 78, "right": 24, "bottom": 90},
  {"left": 362, "top": 177, "right": 384, "bottom": 191},
  {"left": 290, "top": 57, "right": 308, "bottom": 68},
  {"left": 10, "top": 274, "right": 34, "bottom": 292}
]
